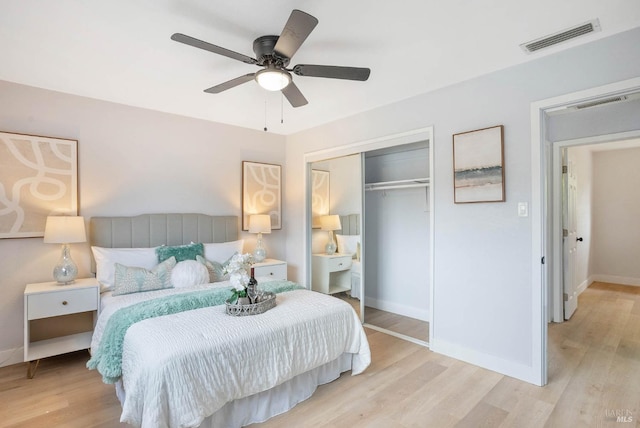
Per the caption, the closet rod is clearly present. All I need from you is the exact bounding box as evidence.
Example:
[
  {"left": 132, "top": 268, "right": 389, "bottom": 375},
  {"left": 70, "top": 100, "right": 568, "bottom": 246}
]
[
  {"left": 365, "top": 183, "right": 429, "bottom": 191},
  {"left": 365, "top": 177, "right": 429, "bottom": 191}
]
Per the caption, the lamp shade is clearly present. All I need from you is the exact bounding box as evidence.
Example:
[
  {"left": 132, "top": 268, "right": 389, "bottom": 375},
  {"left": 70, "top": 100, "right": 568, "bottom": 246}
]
[
  {"left": 249, "top": 214, "right": 272, "bottom": 234},
  {"left": 43, "top": 216, "right": 86, "bottom": 244},
  {"left": 320, "top": 215, "right": 341, "bottom": 231}
]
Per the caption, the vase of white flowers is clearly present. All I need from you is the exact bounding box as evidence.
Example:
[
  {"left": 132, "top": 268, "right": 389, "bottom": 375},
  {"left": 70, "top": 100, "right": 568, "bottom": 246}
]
[
  {"left": 223, "top": 253, "right": 254, "bottom": 303},
  {"left": 224, "top": 252, "right": 277, "bottom": 316}
]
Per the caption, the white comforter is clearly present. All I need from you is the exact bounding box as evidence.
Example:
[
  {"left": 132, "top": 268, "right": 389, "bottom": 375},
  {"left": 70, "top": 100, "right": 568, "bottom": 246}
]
[{"left": 91, "top": 281, "right": 370, "bottom": 428}]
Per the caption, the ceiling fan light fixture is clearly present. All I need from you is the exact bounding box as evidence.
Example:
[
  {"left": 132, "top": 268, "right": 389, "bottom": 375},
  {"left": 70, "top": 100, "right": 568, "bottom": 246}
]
[{"left": 255, "top": 68, "right": 291, "bottom": 91}]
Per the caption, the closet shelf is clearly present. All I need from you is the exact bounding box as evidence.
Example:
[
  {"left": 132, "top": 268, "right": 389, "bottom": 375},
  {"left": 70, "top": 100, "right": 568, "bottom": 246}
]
[{"left": 365, "top": 178, "right": 430, "bottom": 191}]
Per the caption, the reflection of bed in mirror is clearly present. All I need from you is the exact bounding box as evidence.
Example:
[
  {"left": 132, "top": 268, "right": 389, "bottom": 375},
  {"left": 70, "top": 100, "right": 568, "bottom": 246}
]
[{"left": 337, "top": 214, "right": 361, "bottom": 299}]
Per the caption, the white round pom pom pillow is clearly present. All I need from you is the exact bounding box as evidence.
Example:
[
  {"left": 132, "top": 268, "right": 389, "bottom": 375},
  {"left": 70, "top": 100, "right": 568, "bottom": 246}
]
[{"left": 171, "top": 260, "right": 210, "bottom": 288}]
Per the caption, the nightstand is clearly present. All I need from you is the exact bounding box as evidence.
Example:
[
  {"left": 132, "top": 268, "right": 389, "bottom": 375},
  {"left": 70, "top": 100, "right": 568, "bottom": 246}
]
[
  {"left": 253, "top": 259, "right": 287, "bottom": 280},
  {"left": 24, "top": 278, "right": 100, "bottom": 378},
  {"left": 312, "top": 253, "right": 353, "bottom": 294}
]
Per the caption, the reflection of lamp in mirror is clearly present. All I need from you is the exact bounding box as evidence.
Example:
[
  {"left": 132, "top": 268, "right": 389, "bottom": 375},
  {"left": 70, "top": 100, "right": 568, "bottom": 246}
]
[
  {"left": 44, "top": 216, "right": 86, "bottom": 285},
  {"left": 249, "top": 214, "right": 271, "bottom": 262},
  {"left": 320, "top": 215, "right": 341, "bottom": 255}
]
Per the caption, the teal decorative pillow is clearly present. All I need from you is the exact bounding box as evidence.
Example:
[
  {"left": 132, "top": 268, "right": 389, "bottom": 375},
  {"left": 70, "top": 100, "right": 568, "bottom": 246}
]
[
  {"left": 156, "top": 243, "right": 204, "bottom": 263},
  {"left": 196, "top": 253, "right": 235, "bottom": 283},
  {"left": 112, "top": 256, "right": 177, "bottom": 296}
]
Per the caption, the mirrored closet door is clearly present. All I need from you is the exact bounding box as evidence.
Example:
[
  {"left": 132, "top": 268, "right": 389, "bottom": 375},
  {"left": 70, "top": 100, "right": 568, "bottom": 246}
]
[
  {"left": 309, "top": 154, "right": 363, "bottom": 318},
  {"left": 306, "top": 131, "right": 432, "bottom": 347}
]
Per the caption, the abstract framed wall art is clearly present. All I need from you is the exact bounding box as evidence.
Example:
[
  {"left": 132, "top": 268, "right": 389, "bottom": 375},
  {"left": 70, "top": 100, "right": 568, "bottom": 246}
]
[
  {"left": 242, "top": 161, "right": 282, "bottom": 231},
  {"left": 0, "top": 131, "right": 78, "bottom": 238},
  {"left": 311, "top": 169, "right": 330, "bottom": 229},
  {"left": 453, "top": 125, "right": 505, "bottom": 203}
]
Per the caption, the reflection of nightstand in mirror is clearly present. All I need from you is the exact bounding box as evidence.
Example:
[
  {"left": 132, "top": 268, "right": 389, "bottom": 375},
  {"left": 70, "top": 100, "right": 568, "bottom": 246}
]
[
  {"left": 253, "top": 259, "right": 287, "bottom": 281},
  {"left": 312, "top": 254, "right": 352, "bottom": 294},
  {"left": 24, "top": 278, "right": 100, "bottom": 378}
]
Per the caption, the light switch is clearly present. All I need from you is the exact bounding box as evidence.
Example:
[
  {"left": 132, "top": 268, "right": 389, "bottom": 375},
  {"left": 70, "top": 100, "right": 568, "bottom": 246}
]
[{"left": 518, "top": 202, "right": 528, "bottom": 217}]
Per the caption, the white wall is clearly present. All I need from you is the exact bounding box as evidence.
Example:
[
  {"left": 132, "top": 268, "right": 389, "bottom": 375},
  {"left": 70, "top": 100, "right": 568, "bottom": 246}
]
[
  {"left": 364, "top": 187, "right": 430, "bottom": 320},
  {"left": 285, "top": 27, "right": 640, "bottom": 383},
  {"left": 590, "top": 147, "right": 640, "bottom": 285},
  {"left": 0, "top": 80, "right": 286, "bottom": 366},
  {"left": 330, "top": 155, "right": 361, "bottom": 216}
]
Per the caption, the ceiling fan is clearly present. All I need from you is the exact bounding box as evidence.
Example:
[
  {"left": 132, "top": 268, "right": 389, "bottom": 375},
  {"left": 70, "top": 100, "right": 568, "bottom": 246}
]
[{"left": 171, "top": 9, "right": 371, "bottom": 108}]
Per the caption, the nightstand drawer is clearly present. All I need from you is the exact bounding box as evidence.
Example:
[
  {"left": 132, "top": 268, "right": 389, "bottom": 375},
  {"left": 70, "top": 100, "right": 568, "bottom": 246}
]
[
  {"left": 254, "top": 263, "right": 287, "bottom": 280},
  {"left": 327, "top": 256, "right": 352, "bottom": 272},
  {"left": 28, "top": 288, "right": 98, "bottom": 320}
]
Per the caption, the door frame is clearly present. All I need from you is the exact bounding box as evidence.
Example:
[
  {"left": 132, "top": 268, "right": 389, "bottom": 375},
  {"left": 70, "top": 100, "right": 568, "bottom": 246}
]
[
  {"left": 530, "top": 76, "right": 640, "bottom": 385},
  {"left": 303, "top": 126, "right": 435, "bottom": 345},
  {"left": 550, "top": 131, "right": 640, "bottom": 322}
]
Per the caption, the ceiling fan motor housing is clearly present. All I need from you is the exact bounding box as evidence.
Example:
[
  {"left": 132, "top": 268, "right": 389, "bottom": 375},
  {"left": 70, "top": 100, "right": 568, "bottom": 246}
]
[{"left": 253, "top": 35, "right": 289, "bottom": 67}]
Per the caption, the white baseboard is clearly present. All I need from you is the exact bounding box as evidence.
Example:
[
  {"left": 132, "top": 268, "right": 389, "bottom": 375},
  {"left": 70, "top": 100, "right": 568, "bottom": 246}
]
[
  {"left": 591, "top": 274, "right": 640, "bottom": 287},
  {"left": 577, "top": 279, "right": 589, "bottom": 295},
  {"left": 430, "top": 337, "right": 543, "bottom": 386},
  {"left": 0, "top": 347, "right": 24, "bottom": 368},
  {"left": 363, "top": 296, "right": 429, "bottom": 321}
]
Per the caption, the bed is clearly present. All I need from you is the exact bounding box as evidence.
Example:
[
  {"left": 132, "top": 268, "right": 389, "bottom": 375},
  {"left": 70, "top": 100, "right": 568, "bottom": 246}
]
[{"left": 88, "top": 213, "right": 370, "bottom": 428}]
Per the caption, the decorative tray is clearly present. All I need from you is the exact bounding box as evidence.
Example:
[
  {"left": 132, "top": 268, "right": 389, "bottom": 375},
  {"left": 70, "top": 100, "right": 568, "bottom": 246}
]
[{"left": 225, "top": 291, "right": 276, "bottom": 316}]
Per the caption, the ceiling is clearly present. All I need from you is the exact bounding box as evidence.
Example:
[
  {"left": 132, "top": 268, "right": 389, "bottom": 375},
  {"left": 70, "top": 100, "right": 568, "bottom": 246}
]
[{"left": 1, "top": 1, "right": 639, "bottom": 135}]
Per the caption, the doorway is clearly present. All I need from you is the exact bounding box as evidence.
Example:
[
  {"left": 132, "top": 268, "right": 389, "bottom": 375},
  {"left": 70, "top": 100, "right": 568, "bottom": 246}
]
[
  {"left": 531, "top": 76, "right": 640, "bottom": 386},
  {"left": 555, "top": 138, "right": 640, "bottom": 322}
]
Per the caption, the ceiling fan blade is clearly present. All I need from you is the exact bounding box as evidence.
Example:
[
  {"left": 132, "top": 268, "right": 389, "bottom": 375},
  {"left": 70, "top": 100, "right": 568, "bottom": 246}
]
[
  {"left": 204, "top": 74, "right": 256, "bottom": 94},
  {"left": 171, "top": 33, "right": 257, "bottom": 65},
  {"left": 273, "top": 10, "right": 318, "bottom": 60},
  {"left": 293, "top": 64, "right": 371, "bottom": 81},
  {"left": 282, "top": 82, "right": 308, "bottom": 107}
]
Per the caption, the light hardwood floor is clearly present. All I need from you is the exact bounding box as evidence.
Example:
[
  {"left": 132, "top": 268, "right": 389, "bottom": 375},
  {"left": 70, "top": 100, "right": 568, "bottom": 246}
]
[
  {"left": 1, "top": 282, "right": 638, "bottom": 427},
  {"left": 337, "top": 292, "right": 429, "bottom": 342}
]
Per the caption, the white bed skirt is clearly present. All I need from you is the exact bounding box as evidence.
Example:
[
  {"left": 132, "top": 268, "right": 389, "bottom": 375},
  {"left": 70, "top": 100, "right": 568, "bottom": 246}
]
[
  {"left": 350, "top": 261, "right": 362, "bottom": 300},
  {"left": 116, "top": 353, "right": 353, "bottom": 428}
]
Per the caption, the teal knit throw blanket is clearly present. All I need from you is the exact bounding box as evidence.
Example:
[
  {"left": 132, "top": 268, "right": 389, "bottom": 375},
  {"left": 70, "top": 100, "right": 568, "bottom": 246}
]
[{"left": 87, "top": 280, "right": 303, "bottom": 383}]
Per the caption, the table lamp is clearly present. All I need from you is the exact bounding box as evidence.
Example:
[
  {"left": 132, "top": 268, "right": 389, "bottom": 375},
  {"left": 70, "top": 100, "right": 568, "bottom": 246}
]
[
  {"left": 249, "top": 214, "right": 271, "bottom": 262},
  {"left": 320, "top": 215, "right": 341, "bottom": 255},
  {"left": 43, "top": 216, "right": 86, "bottom": 285}
]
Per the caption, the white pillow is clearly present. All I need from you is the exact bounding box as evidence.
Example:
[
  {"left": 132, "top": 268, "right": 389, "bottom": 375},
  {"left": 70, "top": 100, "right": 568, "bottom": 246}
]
[
  {"left": 92, "top": 246, "right": 158, "bottom": 292},
  {"left": 171, "top": 260, "right": 210, "bottom": 288},
  {"left": 336, "top": 234, "right": 360, "bottom": 259},
  {"left": 203, "top": 240, "right": 244, "bottom": 263}
]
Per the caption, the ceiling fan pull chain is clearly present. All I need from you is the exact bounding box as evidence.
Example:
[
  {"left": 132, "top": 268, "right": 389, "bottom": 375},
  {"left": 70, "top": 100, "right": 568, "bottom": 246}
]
[
  {"left": 264, "top": 99, "right": 268, "bottom": 132},
  {"left": 281, "top": 92, "right": 284, "bottom": 124}
]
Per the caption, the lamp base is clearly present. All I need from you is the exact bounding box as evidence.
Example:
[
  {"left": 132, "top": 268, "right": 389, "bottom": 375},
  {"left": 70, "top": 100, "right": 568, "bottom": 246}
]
[
  {"left": 53, "top": 244, "right": 78, "bottom": 285},
  {"left": 325, "top": 230, "right": 337, "bottom": 255},
  {"left": 253, "top": 233, "right": 267, "bottom": 263},
  {"left": 253, "top": 248, "right": 266, "bottom": 263},
  {"left": 325, "top": 243, "right": 337, "bottom": 255}
]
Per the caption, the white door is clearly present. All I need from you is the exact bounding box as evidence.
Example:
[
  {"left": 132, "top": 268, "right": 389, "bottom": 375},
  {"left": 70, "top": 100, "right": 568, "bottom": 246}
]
[{"left": 562, "top": 156, "right": 579, "bottom": 320}]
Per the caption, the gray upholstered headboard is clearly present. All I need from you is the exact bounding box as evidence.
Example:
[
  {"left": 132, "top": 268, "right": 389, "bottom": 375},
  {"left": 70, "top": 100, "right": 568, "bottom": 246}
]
[
  {"left": 339, "top": 214, "right": 360, "bottom": 235},
  {"left": 89, "top": 213, "right": 238, "bottom": 273}
]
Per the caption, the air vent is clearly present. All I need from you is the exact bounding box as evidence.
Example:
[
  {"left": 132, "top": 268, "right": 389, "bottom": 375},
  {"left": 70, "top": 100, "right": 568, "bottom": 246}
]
[
  {"left": 520, "top": 19, "right": 601, "bottom": 54},
  {"left": 545, "top": 91, "right": 640, "bottom": 115},
  {"left": 574, "top": 96, "right": 627, "bottom": 110}
]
